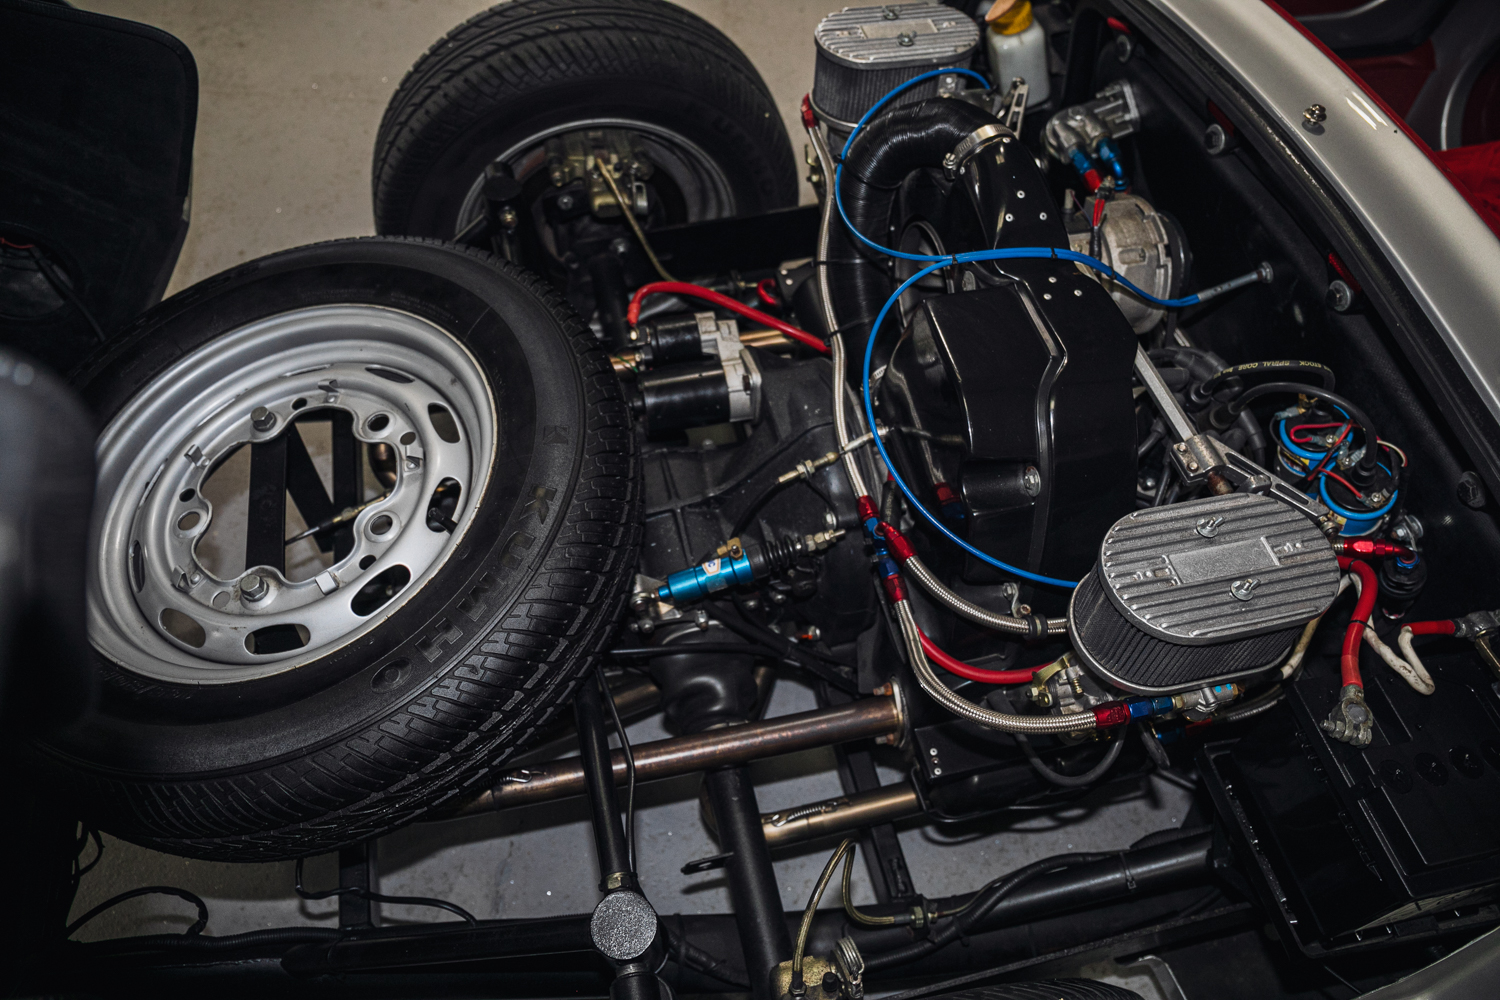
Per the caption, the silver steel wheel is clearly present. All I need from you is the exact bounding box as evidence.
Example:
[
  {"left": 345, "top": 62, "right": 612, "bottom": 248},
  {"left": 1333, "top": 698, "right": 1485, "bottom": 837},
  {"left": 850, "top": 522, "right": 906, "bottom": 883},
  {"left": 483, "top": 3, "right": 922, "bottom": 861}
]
[
  {"left": 88, "top": 304, "right": 496, "bottom": 684},
  {"left": 452, "top": 118, "right": 737, "bottom": 236}
]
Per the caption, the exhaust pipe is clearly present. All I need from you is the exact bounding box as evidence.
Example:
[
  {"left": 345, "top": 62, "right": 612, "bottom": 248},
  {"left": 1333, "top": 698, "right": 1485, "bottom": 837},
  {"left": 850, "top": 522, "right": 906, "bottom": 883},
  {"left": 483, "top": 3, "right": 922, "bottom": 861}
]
[
  {"left": 451, "top": 689, "right": 906, "bottom": 816},
  {"left": 761, "top": 782, "right": 921, "bottom": 849}
]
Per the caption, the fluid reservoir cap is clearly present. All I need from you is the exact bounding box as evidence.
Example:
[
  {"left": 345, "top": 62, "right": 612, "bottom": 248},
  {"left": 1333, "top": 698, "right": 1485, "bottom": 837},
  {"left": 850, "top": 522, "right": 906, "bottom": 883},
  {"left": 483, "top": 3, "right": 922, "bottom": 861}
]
[
  {"left": 590, "top": 889, "right": 658, "bottom": 961},
  {"left": 815, "top": 3, "right": 980, "bottom": 69},
  {"left": 1097, "top": 493, "right": 1339, "bottom": 645}
]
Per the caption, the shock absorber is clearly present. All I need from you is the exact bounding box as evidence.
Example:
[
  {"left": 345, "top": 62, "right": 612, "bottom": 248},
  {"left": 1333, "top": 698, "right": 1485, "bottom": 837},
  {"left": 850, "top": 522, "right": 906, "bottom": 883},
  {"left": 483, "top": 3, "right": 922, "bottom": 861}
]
[{"left": 657, "top": 530, "right": 846, "bottom": 605}]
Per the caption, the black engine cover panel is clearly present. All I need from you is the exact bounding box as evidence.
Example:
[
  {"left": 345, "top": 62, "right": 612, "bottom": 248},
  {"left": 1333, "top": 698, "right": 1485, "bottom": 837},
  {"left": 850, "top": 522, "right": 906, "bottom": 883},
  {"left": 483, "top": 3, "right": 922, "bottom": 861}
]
[{"left": 894, "top": 262, "right": 1136, "bottom": 584}]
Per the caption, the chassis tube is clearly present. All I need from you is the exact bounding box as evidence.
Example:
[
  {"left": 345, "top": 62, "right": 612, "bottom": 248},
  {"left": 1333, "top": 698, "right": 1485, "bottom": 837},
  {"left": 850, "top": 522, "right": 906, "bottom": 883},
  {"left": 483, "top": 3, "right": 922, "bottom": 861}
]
[
  {"left": 454, "top": 696, "right": 903, "bottom": 815},
  {"left": 706, "top": 767, "right": 790, "bottom": 1000}
]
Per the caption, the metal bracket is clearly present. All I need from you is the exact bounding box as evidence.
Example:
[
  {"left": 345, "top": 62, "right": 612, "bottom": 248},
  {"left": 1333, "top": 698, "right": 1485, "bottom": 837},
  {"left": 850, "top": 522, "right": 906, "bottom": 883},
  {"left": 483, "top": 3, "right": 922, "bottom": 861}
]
[
  {"left": 1134, "top": 348, "right": 1334, "bottom": 530},
  {"left": 997, "top": 76, "right": 1029, "bottom": 134}
]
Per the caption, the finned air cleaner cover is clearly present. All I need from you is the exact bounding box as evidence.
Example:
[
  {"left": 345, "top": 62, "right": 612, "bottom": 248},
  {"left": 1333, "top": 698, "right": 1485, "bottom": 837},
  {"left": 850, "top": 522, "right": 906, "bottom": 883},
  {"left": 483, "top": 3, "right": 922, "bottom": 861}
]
[{"left": 1069, "top": 493, "right": 1340, "bottom": 694}]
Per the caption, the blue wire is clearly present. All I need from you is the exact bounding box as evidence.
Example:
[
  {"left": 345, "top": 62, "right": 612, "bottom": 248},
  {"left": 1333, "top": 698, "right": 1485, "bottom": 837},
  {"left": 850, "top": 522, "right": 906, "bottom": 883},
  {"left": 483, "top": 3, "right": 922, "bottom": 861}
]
[
  {"left": 862, "top": 259, "right": 1081, "bottom": 589},
  {"left": 842, "top": 74, "right": 1218, "bottom": 588}
]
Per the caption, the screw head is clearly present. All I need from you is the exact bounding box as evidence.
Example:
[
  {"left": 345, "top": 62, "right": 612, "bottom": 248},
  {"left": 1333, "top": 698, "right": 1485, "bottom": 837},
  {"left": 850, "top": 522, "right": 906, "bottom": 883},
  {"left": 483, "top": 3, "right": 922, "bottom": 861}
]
[
  {"left": 1022, "top": 465, "right": 1042, "bottom": 496},
  {"left": 251, "top": 406, "right": 277, "bottom": 432},
  {"left": 557, "top": 193, "right": 575, "bottom": 211},
  {"left": 610, "top": 237, "right": 630, "bottom": 255},
  {"left": 897, "top": 31, "right": 915, "bottom": 46},
  {"left": 1326, "top": 279, "right": 1353, "bottom": 312},
  {"left": 241, "top": 573, "right": 269, "bottom": 602},
  {"left": 1230, "top": 578, "right": 1259, "bottom": 602},
  {"left": 1304, "top": 104, "right": 1327, "bottom": 124},
  {"left": 1114, "top": 34, "right": 1134, "bottom": 62},
  {"left": 1196, "top": 515, "right": 1225, "bottom": 538}
]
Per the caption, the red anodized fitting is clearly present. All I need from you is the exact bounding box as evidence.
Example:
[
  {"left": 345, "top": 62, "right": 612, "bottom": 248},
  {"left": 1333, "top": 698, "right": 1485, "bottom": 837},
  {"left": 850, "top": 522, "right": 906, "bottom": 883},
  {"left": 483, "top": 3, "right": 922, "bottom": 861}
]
[
  {"left": 878, "top": 522, "right": 916, "bottom": 562},
  {"left": 1093, "top": 701, "right": 1132, "bottom": 729},
  {"left": 1334, "top": 539, "right": 1415, "bottom": 560}
]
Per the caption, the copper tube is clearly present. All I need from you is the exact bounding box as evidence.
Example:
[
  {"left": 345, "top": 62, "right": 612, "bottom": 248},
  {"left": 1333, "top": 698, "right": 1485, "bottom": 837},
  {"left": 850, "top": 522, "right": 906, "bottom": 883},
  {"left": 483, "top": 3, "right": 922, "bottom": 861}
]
[
  {"left": 760, "top": 782, "right": 921, "bottom": 849},
  {"left": 454, "top": 695, "right": 903, "bottom": 816}
]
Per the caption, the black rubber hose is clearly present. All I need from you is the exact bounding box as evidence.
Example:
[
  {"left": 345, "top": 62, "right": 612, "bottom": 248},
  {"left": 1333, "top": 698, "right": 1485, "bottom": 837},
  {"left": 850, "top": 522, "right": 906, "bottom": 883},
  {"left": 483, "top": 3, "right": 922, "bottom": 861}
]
[
  {"left": 1016, "top": 733, "right": 1125, "bottom": 788},
  {"left": 826, "top": 99, "right": 1005, "bottom": 369}
]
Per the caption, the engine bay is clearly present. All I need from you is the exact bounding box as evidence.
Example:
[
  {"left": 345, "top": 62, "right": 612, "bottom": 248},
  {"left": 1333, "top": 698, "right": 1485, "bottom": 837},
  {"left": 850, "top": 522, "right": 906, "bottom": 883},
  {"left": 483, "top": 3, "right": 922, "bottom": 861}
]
[
  {"left": 580, "top": 1, "right": 1500, "bottom": 989},
  {"left": 11, "top": 1, "right": 1500, "bottom": 997}
]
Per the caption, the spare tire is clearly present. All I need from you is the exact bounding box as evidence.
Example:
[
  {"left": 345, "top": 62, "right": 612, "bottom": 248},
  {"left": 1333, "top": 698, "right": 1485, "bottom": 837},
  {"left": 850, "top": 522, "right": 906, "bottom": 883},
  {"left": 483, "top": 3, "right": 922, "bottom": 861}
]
[
  {"left": 370, "top": 0, "right": 799, "bottom": 240},
  {"left": 40, "top": 237, "right": 639, "bottom": 861}
]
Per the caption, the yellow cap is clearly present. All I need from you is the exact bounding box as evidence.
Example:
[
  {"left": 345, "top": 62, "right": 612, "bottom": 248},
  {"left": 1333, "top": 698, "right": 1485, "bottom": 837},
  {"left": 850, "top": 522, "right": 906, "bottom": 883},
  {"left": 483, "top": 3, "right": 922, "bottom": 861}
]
[{"left": 986, "top": 0, "right": 1034, "bottom": 35}]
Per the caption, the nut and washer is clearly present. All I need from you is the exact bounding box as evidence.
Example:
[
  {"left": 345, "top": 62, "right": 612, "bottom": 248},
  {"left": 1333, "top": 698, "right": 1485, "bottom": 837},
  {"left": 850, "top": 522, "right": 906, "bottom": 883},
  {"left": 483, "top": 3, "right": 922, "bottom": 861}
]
[{"left": 1304, "top": 104, "right": 1327, "bottom": 124}]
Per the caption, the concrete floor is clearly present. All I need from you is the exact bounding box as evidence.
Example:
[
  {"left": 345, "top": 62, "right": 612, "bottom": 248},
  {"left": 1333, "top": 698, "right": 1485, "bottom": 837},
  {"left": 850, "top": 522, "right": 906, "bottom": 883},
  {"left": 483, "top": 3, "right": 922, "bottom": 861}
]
[
  {"left": 79, "top": 0, "right": 835, "bottom": 296},
  {"left": 63, "top": 0, "right": 1196, "bottom": 979}
]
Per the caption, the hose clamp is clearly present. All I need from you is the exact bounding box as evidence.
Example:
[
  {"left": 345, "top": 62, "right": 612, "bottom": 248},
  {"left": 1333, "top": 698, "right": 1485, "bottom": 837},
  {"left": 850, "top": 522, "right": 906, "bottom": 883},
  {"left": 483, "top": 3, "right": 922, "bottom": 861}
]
[{"left": 947, "top": 124, "right": 1011, "bottom": 178}]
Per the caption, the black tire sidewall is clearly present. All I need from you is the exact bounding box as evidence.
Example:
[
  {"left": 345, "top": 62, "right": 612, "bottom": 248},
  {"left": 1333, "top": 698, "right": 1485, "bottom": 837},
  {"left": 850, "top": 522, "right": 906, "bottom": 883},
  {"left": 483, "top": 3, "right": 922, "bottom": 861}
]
[
  {"left": 45, "top": 239, "right": 633, "bottom": 821},
  {"left": 390, "top": 80, "right": 793, "bottom": 238}
]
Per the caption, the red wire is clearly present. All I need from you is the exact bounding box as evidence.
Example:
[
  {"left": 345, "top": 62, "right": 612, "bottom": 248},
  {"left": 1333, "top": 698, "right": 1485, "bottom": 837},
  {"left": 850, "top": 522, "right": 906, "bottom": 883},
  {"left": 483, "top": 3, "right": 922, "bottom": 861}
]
[
  {"left": 918, "top": 630, "right": 1039, "bottom": 684},
  {"left": 1322, "top": 469, "right": 1365, "bottom": 499},
  {"left": 1289, "top": 421, "right": 1347, "bottom": 444},
  {"left": 1340, "top": 559, "right": 1377, "bottom": 689},
  {"left": 755, "top": 277, "right": 779, "bottom": 309},
  {"left": 1405, "top": 620, "right": 1456, "bottom": 637},
  {"left": 626, "top": 281, "right": 828, "bottom": 354},
  {"left": 1304, "top": 422, "right": 1351, "bottom": 479}
]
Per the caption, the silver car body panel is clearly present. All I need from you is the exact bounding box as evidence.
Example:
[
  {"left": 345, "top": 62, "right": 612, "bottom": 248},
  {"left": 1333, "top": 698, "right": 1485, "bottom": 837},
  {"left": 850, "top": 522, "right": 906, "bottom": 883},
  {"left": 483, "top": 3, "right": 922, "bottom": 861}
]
[{"left": 1144, "top": 0, "right": 1500, "bottom": 436}]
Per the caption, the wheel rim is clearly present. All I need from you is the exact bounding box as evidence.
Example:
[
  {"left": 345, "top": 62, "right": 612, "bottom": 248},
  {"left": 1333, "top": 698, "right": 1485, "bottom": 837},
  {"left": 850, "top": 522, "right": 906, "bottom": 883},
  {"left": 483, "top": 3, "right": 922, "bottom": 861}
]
[
  {"left": 453, "top": 118, "right": 737, "bottom": 236},
  {"left": 89, "top": 305, "right": 497, "bottom": 684}
]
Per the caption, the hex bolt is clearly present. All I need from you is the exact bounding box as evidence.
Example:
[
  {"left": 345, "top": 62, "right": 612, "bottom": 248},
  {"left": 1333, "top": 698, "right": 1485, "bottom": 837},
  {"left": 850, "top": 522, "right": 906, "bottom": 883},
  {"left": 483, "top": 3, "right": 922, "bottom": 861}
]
[
  {"left": 1203, "top": 123, "right": 1229, "bottom": 155},
  {"left": 241, "top": 573, "right": 269, "bottom": 602},
  {"left": 693, "top": 608, "right": 711, "bottom": 630},
  {"left": 1023, "top": 466, "right": 1042, "bottom": 496},
  {"left": 251, "top": 406, "right": 277, "bottom": 432}
]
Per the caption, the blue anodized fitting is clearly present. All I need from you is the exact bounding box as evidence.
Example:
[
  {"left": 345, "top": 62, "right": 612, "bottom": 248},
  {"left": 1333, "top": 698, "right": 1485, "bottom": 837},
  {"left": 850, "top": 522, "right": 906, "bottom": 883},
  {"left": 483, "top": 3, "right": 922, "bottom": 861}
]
[{"left": 657, "top": 550, "right": 756, "bottom": 604}]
